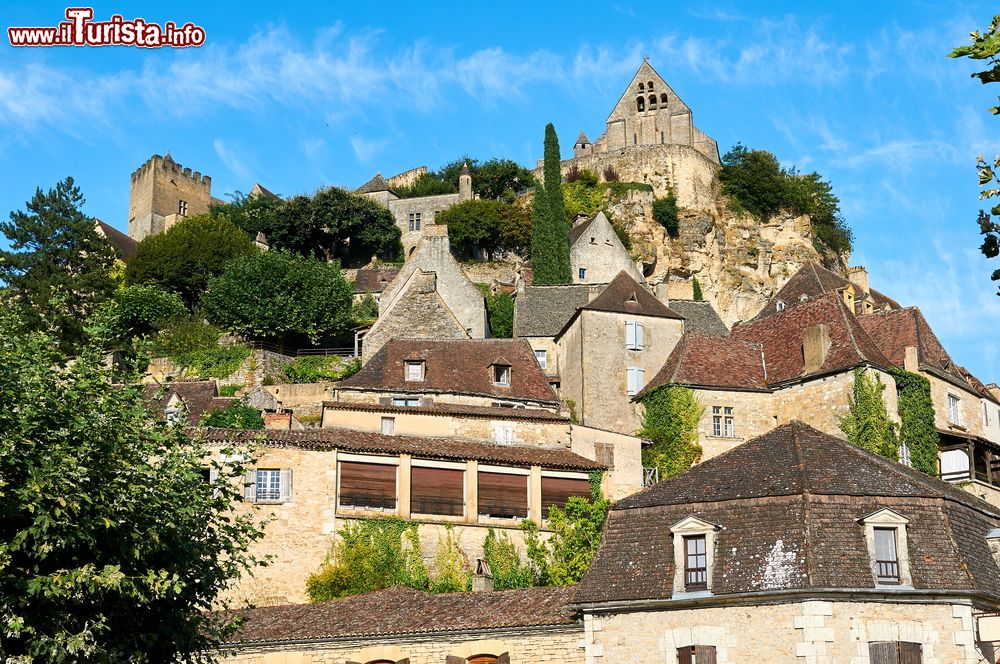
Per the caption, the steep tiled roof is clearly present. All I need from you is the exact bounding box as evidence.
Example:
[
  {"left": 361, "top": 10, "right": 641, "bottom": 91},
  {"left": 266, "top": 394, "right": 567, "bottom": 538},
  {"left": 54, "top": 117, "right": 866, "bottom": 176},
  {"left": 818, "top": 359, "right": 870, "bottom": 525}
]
[
  {"left": 249, "top": 182, "right": 280, "bottom": 201},
  {"left": 323, "top": 400, "right": 569, "bottom": 422},
  {"left": 142, "top": 381, "right": 235, "bottom": 422},
  {"left": 752, "top": 262, "right": 855, "bottom": 322},
  {"left": 868, "top": 286, "right": 902, "bottom": 310},
  {"left": 731, "top": 291, "right": 892, "bottom": 385},
  {"left": 639, "top": 334, "right": 767, "bottom": 395},
  {"left": 224, "top": 586, "right": 577, "bottom": 644},
  {"left": 340, "top": 339, "right": 560, "bottom": 404},
  {"left": 579, "top": 271, "right": 682, "bottom": 320},
  {"left": 568, "top": 216, "right": 597, "bottom": 246},
  {"left": 575, "top": 422, "right": 1000, "bottom": 605},
  {"left": 514, "top": 284, "right": 592, "bottom": 337},
  {"left": 96, "top": 220, "right": 138, "bottom": 262},
  {"left": 355, "top": 172, "right": 396, "bottom": 195},
  {"left": 667, "top": 300, "right": 729, "bottom": 336},
  {"left": 197, "top": 427, "right": 602, "bottom": 470},
  {"left": 352, "top": 268, "right": 400, "bottom": 294}
]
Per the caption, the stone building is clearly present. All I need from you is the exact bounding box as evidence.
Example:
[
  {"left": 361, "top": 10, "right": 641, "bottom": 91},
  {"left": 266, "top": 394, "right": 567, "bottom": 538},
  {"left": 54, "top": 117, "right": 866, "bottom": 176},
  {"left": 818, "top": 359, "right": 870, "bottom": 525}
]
[
  {"left": 513, "top": 283, "right": 599, "bottom": 390},
  {"left": 142, "top": 380, "right": 235, "bottom": 424},
  {"left": 557, "top": 271, "right": 684, "bottom": 433},
  {"left": 352, "top": 267, "right": 400, "bottom": 303},
  {"left": 575, "top": 421, "right": 1000, "bottom": 664},
  {"left": 128, "top": 152, "right": 214, "bottom": 241},
  {"left": 95, "top": 220, "right": 138, "bottom": 263},
  {"left": 356, "top": 164, "right": 473, "bottom": 255},
  {"left": 568, "top": 211, "right": 642, "bottom": 285}
]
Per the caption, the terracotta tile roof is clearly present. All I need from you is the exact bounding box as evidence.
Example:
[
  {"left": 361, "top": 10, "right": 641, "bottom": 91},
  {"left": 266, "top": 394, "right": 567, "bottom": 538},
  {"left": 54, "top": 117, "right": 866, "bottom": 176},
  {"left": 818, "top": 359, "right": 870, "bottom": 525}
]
[
  {"left": 142, "top": 380, "right": 235, "bottom": 422},
  {"left": 751, "top": 262, "right": 855, "bottom": 322},
  {"left": 575, "top": 421, "right": 1000, "bottom": 605},
  {"left": 323, "top": 400, "right": 569, "bottom": 423},
  {"left": 352, "top": 268, "right": 400, "bottom": 294},
  {"left": 513, "top": 284, "right": 593, "bottom": 337},
  {"left": 868, "top": 286, "right": 902, "bottom": 311},
  {"left": 224, "top": 586, "right": 578, "bottom": 644},
  {"left": 666, "top": 300, "right": 729, "bottom": 337},
  {"left": 355, "top": 172, "right": 396, "bottom": 195},
  {"left": 196, "top": 426, "right": 602, "bottom": 470},
  {"left": 578, "top": 271, "right": 682, "bottom": 320},
  {"left": 341, "top": 339, "right": 559, "bottom": 404},
  {"left": 731, "top": 291, "right": 893, "bottom": 385},
  {"left": 96, "top": 220, "right": 138, "bottom": 262},
  {"left": 639, "top": 334, "right": 767, "bottom": 395}
]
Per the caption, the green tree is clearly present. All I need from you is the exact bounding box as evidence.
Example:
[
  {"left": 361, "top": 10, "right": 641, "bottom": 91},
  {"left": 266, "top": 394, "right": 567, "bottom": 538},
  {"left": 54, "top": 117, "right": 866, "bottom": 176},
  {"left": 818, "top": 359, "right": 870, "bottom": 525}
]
[
  {"left": 949, "top": 15, "right": 1000, "bottom": 114},
  {"left": 840, "top": 367, "right": 898, "bottom": 460},
  {"left": 652, "top": 193, "right": 680, "bottom": 237},
  {"left": 436, "top": 199, "right": 531, "bottom": 260},
  {"left": 638, "top": 385, "right": 705, "bottom": 480},
  {"left": 691, "top": 277, "right": 704, "bottom": 301},
  {"left": 209, "top": 190, "right": 281, "bottom": 239},
  {"left": 524, "top": 496, "right": 609, "bottom": 585},
  {"left": 125, "top": 215, "right": 256, "bottom": 306},
  {"left": 0, "top": 311, "right": 265, "bottom": 661},
  {"left": 475, "top": 158, "right": 537, "bottom": 201},
  {"left": 888, "top": 368, "right": 940, "bottom": 475},
  {"left": 203, "top": 251, "right": 353, "bottom": 345},
  {"left": 482, "top": 529, "right": 535, "bottom": 590},
  {"left": 475, "top": 284, "right": 515, "bottom": 338},
  {"left": 531, "top": 124, "right": 572, "bottom": 284},
  {"left": 435, "top": 156, "right": 479, "bottom": 190},
  {"left": 96, "top": 284, "right": 187, "bottom": 345},
  {"left": 0, "top": 177, "right": 117, "bottom": 349},
  {"left": 201, "top": 401, "right": 265, "bottom": 429},
  {"left": 352, "top": 292, "right": 379, "bottom": 323},
  {"left": 394, "top": 172, "right": 457, "bottom": 198}
]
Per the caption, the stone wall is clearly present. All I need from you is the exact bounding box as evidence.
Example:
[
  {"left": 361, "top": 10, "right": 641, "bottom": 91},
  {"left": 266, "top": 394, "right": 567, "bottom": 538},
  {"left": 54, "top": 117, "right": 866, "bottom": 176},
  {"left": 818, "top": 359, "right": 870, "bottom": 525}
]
[
  {"left": 143, "top": 349, "right": 292, "bottom": 390},
  {"left": 128, "top": 154, "right": 212, "bottom": 241},
  {"left": 569, "top": 425, "right": 643, "bottom": 500},
  {"left": 388, "top": 192, "right": 464, "bottom": 255},
  {"left": 586, "top": 599, "right": 991, "bottom": 664},
  {"left": 570, "top": 213, "right": 643, "bottom": 285},
  {"left": 219, "top": 626, "right": 584, "bottom": 664},
  {"left": 927, "top": 373, "right": 987, "bottom": 439}
]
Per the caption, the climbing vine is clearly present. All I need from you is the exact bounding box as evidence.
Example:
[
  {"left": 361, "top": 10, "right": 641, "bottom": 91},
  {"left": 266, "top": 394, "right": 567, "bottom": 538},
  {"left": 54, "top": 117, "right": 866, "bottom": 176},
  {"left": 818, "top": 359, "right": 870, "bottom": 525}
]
[
  {"left": 840, "top": 368, "right": 898, "bottom": 461},
  {"left": 523, "top": 496, "right": 610, "bottom": 585},
  {"left": 889, "top": 368, "right": 939, "bottom": 475},
  {"left": 637, "top": 385, "right": 704, "bottom": 480}
]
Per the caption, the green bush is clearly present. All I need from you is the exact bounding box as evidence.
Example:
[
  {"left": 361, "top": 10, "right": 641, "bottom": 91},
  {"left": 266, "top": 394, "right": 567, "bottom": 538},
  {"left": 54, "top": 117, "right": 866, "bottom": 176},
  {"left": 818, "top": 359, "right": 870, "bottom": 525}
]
[
  {"left": 174, "top": 346, "right": 250, "bottom": 379},
  {"left": 429, "top": 527, "right": 471, "bottom": 593},
  {"left": 652, "top": 193, "right": 680, "bottom": 237},
  {"left": 394, "top": 172, "right": 457, "bottom": 198},
  {"left": 201, "top": 401, "right": 264, "bottom": 429},
  {"left": 436, "top": 199, "right": 530, "bottom": 260},
  {"left": 282, "top": 356, "right": 361, "bottom": 383},
  {"left": 524, "top": 496, "right": 609, "bottom": 585},
  {"left": 97, "top": 284, "right": 187, "bottom": 345},
  {"left": 638, "top": 385, "right": 704, "bottom": 480},
  {"left": 483, "top": 529, "right": 535, "bottom": 590},
  {"left": 152, "top": 317, "right": 223, "bottom": 356},
  {"left": 352, "top": 292, "right": 379, "bottom": 324},
  {"left": 217, "top": 385, "right": 240, "bottom": 397},
  {"left": 476, "top": 285, "right": 515, "bottom": 338},
  {"left": 692, "top": 277, "right": 704, "bottom": 301}
]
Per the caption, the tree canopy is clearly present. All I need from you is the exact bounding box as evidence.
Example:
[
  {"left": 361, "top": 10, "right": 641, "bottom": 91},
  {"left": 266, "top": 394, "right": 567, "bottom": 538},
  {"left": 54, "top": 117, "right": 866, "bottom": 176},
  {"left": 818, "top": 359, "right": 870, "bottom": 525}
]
[
  {"left": 0, "top": 311, "right": 265, "bottom": 661},
  {"left": 208, "top": 190, "right": 282, "bottom": 239},
  {"left": 435, "top": 199, "right": 531, "bottom": 260},
  {"left": 96, "top": 284, "right": 187, "bottom": 346},
  {"left": 0, "top": 177, "right": 116, "bottom": 350},
  {"left": 125, "top": 215, "right": 256, "bottom": 306},
  {"left": 394, "top": 157, "right": 536, "bottom": 202},
  {"left": 531, "top": 124, "right": 572, "bottom": 284}
]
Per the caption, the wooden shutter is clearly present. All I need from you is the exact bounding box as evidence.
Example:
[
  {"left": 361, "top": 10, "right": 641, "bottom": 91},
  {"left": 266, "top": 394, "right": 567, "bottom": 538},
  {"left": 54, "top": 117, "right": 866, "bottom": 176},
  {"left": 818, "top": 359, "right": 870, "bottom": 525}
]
[
  {"left": 541, "top": 477, "right": 592, "bottom": 516},
  {"left": 868, "top": 642, "right": 897, "bottom": 664},
  {"left": 478, "top": 471, "right": 528, "bottom": 518},
  {"left": 339, "top": 461, "right": 397, "bottom": 510},
  {"left": 677, "top": 646, "right": 694, "bottom": 663},
  {"left": 636, "top": 322, "right": 644, "bottom": 350},
  {"left": 243, "top": 469, "right": 256, "bottom": 502},
  {"left": 625, "top": 321, "right": 636, "bottom": 349},
  {"left": 595, "top": 442, "right": 615, "bottom": 469},
  {"left": 497, "top": 654, "right": 510, "bottom": 664},
  {"left": 411, "top": 465, "right": 464, "bottom": 516},
  {"left": 694, "top": 646, "right": 717, "bottom": 664},
  {"left": 279, "top": 468, "right": 293, "bottom": 502},
  {"left": 897, "top": 642, "right": 922, "bottom": 664}
]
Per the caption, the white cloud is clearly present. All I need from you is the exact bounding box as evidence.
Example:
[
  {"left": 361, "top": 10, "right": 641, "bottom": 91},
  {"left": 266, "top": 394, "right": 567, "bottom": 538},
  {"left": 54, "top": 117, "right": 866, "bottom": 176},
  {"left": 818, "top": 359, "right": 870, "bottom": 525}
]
[
  {"left": 213, "top": 139, "right": 254, "bottom": 182},
  {"left": 349, "top": 135, "right": 388, "bottom": 163}
]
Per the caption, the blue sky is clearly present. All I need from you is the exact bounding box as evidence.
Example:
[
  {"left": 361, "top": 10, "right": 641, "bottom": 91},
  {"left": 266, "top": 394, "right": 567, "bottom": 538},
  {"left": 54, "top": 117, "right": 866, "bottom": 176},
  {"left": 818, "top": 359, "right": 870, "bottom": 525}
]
[{"left": 2, "top": 2, "right": 999, "bottom": 380}]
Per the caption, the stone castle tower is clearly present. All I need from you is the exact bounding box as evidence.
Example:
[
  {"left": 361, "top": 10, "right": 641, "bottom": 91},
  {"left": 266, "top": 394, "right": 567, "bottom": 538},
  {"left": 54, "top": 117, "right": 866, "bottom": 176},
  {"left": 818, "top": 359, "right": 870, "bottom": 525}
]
[
  {"left": 574, "top": 60, "right": 719, "bottom": 164},
  {"left": 128, "top": 153, "right": 212, "bottom": 241}
]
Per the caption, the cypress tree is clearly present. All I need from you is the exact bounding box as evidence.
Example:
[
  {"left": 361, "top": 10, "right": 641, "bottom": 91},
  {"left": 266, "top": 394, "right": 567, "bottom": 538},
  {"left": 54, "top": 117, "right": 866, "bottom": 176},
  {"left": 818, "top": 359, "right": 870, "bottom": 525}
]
[{"left": 531, "top": 124, "right": 572, "bottom": 284}]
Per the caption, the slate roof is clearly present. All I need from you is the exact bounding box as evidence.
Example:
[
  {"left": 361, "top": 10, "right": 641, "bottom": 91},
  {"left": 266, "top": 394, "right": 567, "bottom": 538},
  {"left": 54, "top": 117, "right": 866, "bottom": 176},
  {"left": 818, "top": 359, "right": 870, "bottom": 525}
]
[
  {"left": 142, "top": 381, "right": 235, "bottom": 422},
  {"left": 224, "top": 586, "right": 578, "bottom": 644},
  {"left": 579, "top": 271, "right": 683, "bottom": 320},
  {"left": 513, "top": 284, "right": 592, "bottom": 337},
  {"left": 667, "top": 300, "right": 729, "bottom": 336},
  {"left": 575, "top": 421, "right": 1000, "bottom": 605},
  {"left": 355, "top": 172, "right": 396, "bottom": 195},
  {"left": 339, "top": 339, "right": 560, "bottom": 404},
  {"left": 569, "top": 216, "right": 597, "bottom": 246},
  {"left": 352, "top": 268, "right": 400, "bottom": 294},
  {"left": 323, "top": 400, "right": 569, "bottom": 423},
  {"left": 197, "top": 427, "right": 602, "bottom": 470},
  {"left": 575, "top": 131, "right": 590, "bottom": 145},
  {"left": 96, "top": 220, "right": 138, "bottom": 262},
  {"left": 639, "top": 334, "right": 767, "bottom": 395}
]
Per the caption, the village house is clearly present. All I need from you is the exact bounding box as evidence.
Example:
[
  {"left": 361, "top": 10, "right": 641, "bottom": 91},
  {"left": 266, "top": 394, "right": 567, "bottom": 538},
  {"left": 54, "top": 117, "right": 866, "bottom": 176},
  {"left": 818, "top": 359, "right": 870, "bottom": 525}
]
[
  {"left": 142, "top": 379, "right": 236, "bottom": 424},
  {"left": 352, "top": 267, "right": 400, "bottom": 304},
  {"left": 568, "top": 211, "right": 642, "bottom": 285}
]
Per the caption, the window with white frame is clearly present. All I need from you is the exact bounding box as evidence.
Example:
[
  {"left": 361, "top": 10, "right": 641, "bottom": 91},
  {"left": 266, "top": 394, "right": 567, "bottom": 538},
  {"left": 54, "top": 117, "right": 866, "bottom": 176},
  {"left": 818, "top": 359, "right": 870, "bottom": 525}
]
[
  {"left": 899, "top": 440, "right": 912, "bottom": 467},
  {"left": 493, "top": 364, "right": 511, "bottom": 386},
  {"left": 408, "top": 212, "right": 421, "bottom": 231},
  {"left": 392, "top": 397, "right": 420, "bottom": 407},
  {"left": 178, "top": 199, "right": 188, "bottom": 216},
  {"left": 492, "top": 423, "right": 514, "bottom": 444},
  {"left": 245, "top": 468, "right": 293, "bottom": 504},
  {"left": 626, "top": 366, "right": 645, "bottom": 396},
  {"left": 711, "top": 406, "right": 735, "bottom": 437},
  {"left": 670, "top": 516, "right": 718, "bottom": 595},
  {"left": 381, "top": 416, "right": 395, "bottom": 435},
  {"left": 405, "top": 361, "right": 425, "bottom": 382},
  {"left": 873, "top": 527, "right": 900, "bottom": 584},
  {"left": 625, "top": 320, "right": 644, "bottom": 351},
  {"left": 534, "top": 349, "right": 548, "bottom": 370},
  {"left": 859, "top": 508, "right": 912, "bottom": 587},
  {"left": 947, "top": 393, "right": 961, "bottom": 425},
  {"left": 579, "top": 267, "right": 587, "bottom": 280}
]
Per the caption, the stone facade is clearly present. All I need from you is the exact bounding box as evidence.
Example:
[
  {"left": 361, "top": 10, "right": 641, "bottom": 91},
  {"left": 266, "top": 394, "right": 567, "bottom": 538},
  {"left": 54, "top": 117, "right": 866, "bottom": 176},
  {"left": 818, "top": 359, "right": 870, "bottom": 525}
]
[
  {"left": 128, "top": 153, "right": 212, "bottom": 241},
  {"left": 569, "top": 212, "right": 643, "bottom": 285}
]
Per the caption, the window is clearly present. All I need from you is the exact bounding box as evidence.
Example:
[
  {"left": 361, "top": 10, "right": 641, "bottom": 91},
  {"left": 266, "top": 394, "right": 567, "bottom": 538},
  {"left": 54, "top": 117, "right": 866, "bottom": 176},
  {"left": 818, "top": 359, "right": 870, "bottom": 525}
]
[
  {"left": 408, "top": 212, "right": 421, "bottom": 231},
  {"left": 711, "top": 406, "right": 735, "bottom": 437},
  {"left": 492, "top": 424, "right": 514, "bottom": 444},
  {"left": 636, "top": 96, "right": 645, "bottom": 112},
  {"left": 245, "top": 468, "right": 292, "bottom": 503},
  {"left": 178, "top": 199, "right": 188, "bottom": 216},
  {"left": 391, "top": 397, "right": 420, "bottom": 407},
  {"left": 638, "top": 82, "right": 645, "bottom": 92},
  {"left": 776, "top": 299, "right": 786, "bottom": 312},
  {"left": 625, "top": 320, "right": 644, "bottom": 351},
  {"left": 868, "top": 641, "right": 922, "bottom": 663},
  {"left": 724, "top": 407, "right": 734, "bottom": 437},
  {"left": 647, "top": 80, "right": 654, "bottom": 90},
  {"left": 660, "top": 93, "right": 669, "bottom": 106},
  {"left": 677, "top": 645, "right": 717, "bottom": 664},
  {"left": 405, "top": 361, "right": 424, "bottom": 381},
  {"left": 947, "top": 393, "right": 961, "bottom": 425},
  {"left": 899, "top": 440, "right": 911, "bottom": 467},
  {"left": 381, "top": 416, "right": 395, "bottom": 435},
  {"left": 626, "top": 366, "right": 645, "bottom": 396},
  {"left": 985, "top": 401, "right": 991, "bottom": 427},
  {"left": 493, "top": 364, "right": 511, "bottom": 386},
  {"left": 164, "top": 405, "right": 182, "bottom": 426},
  {"left": 534, "top": 349, "right": 548, "bottom": 370},
  {"left": 541, "top": 476, "right": 591, "bottom": 517},
  {"left": 578, "top": 267, "right": 587, "bottom": 280},
  {"left": 478, "top": 470, "right": 528, "bottom": 519},
  {"left": 411, "top": 464, "right": 464, "bottom": 517},
  {"left": 874, "top": 527, "right": 900, "bottom": 584},
  {"left": 338, "top": 461, "right": 396, "bottom": 510},
  {"left": 684, "top": 535, "right": 708, "bottom": 591},
  {"left": 648, "top": 94, "right": 657, "bottom": 109}
]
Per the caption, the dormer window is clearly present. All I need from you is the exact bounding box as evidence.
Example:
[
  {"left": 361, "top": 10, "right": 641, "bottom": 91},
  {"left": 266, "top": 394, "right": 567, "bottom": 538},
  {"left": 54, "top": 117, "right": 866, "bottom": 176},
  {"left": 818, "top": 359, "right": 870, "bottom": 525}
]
[
  {"left": 405, "top": 361, "right": 425, "bottom": 382},
  {"left": 874, "top": 528, "right": 900, "bottom": 584},
  {"left": 670, "top": 516, "right": 719, "bottom": 596},
  {"left": 859, "top": 508, "right": 912, "bottom": 587},
  {"left": 684, "top": 535, "right": 708, "bottom": 591},
  {"left": 776, "top": 299, "right": 786, "bottom": 312},
  {"left": 493, "top": 364, "right": 511, "bottom": 386}
]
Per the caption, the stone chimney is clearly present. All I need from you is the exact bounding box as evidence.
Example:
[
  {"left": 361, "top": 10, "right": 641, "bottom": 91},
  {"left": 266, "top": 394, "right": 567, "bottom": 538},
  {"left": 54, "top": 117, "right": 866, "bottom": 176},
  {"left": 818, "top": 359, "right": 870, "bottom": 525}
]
[
  {"left": 264, "top": 412, "right": 292, "bottom": 430},
  {"left": 904, "top": 346, "right": 920, "bottom": 372},
  {"left": 459, "top": 162, "right": 473, "bottom": 202},
  {"left": 847, "top": 266, "right": 870, "bottom": 294},
  {"left": 472, "top": 559, "right": 494, "bottom": 592},
  {"left": 802, "top": 324, "right": 831, "bottom": 375}
]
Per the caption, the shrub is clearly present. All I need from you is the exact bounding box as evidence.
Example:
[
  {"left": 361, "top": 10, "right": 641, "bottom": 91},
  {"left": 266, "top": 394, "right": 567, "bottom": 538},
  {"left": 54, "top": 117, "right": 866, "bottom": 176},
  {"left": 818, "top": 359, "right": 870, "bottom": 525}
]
[
  {"left": 174, "top": 346, "right": 251, "bottom": 379},
  {"left": 217, "top": 385, "right": 240, "bottom": 397},
  {"left": 282, "top": 356, "right": 361, "bottom": 384},
  {"left": 476, "top": 285, "right": 515, "bottom": 338},
  {"left": 429, "top": 527, "right": 471, "bottom": 593},
  {"left": 97, "top": 284, "right": 187, "bottom": 344},
  {"left": 352, "top": 293, "right": 379, "bottom": 323},
  {"left": 152, "top": 317, "right": 223, "bottom": 356},
  {"left": 602, "top": 165, "right": 620, "bottom": 182},
  {"left": 483, "top": 529, "right": 535, "bottom": 590},
  {"left": 394, "top": 172, "right": 457, "bottom": 198},
  {"left": 638, "top": 385, "right": 704, "bottom": 480},
  {"left": 564, "top": 164, "right": 581, "bottom": 183},
  {"left": 201, "top": 401, "right": 264, "bottom": 429},
  {"left": 562, "top": 180, "right": 606, "bottom": 220},
  {"left": 524, "top": 496, "right": 609, "bottom": 585},
  {"left": 437, "top": 199, "right": 530, "bottom": 260},
  {"left": 652, "top": 193, "right": 680, "bottom": 237},
  {"left": 692, "top": 277, "right": 704, "bottom": 301}
]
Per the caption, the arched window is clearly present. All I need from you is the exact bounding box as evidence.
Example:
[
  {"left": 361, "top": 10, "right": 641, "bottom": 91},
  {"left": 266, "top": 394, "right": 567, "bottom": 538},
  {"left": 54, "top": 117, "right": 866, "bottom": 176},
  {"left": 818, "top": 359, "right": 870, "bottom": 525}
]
[
  {"left": 660, "top": 93, "right": 669, "bottom": 105},
  {"left": 636, "top": 96, "right": 645, "bottom": 112},
  {"left": 638, "top": 82, "right": 645, "bottom": 92},
  {"left": 648, "top": 94, "right": 657, "bottom": 109},
  {"left": 467, "top": 656, "right": 502, "bottom": 664},
  {"left": 648, "top": 80, "right": 655, "bottom": 90}
]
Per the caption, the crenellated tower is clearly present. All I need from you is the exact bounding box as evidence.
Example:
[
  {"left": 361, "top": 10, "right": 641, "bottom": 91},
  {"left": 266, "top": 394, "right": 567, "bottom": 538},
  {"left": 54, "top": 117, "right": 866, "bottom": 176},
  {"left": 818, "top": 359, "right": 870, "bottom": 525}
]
[{"left": 128, "top": 152, "right": 212, "bottom": 240}]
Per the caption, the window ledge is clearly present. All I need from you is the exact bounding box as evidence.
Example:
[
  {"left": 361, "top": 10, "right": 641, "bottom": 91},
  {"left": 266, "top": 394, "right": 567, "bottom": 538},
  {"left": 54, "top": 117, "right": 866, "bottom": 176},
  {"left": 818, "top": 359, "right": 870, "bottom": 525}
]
[
  {"left": 253, "top": 499, "right": 288, "bottom": 505},
  {"left": 672, "top": 590, "right": 713, "bottom": 600},
  {"left": 704, "top": 435, "right": 743, "bottom": 441}
]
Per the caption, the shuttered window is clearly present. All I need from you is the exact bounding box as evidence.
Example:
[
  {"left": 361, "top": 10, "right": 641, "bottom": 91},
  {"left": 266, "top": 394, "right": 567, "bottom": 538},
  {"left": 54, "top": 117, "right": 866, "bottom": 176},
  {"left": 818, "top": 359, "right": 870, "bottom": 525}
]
[
  {"left": 625, "top": 320, "right": 644, "bottom": 350},
  {"left": 868, "top": 641, "right": 923, "bottom": 664},
  {"left": 245, "top": 468, "right": 292, "bottom": 503},
  {"left": 338, "top": 461, "right": 397, "bottom": 510},
  {"left": 541, "top": 477, "right": 592, "bottom": 516},
  {"left": 411, "top": 466, "right": 464, "bottom": 517},
  {"left": 626, "top": 366, "right": 645, "bottom": 396},
  {"left": 677, "top": 645, "right": 717, "bottom": 663},
  {"left": 478, "top": 471, "right": 528, "bottom": 519}
]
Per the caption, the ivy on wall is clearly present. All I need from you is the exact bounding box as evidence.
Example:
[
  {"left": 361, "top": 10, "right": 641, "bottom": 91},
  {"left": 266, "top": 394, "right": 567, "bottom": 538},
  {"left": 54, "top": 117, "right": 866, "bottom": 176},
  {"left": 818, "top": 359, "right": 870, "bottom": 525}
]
[
  {"left": 840, "top": 367, "right": 898, "bottom": 461},
  {"left": 889, "top": 368, "right": 940, "bottom": 476},
  {"left": 637, "top": 385, "right": 704, "bottom": 480}
]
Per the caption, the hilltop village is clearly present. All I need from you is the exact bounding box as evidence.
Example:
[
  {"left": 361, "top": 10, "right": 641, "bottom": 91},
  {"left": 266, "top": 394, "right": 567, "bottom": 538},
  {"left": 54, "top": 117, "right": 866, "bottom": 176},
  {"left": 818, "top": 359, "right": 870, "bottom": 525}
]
[{"left": 81, "top": 62, "right": 1000, "bottom": 662}]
